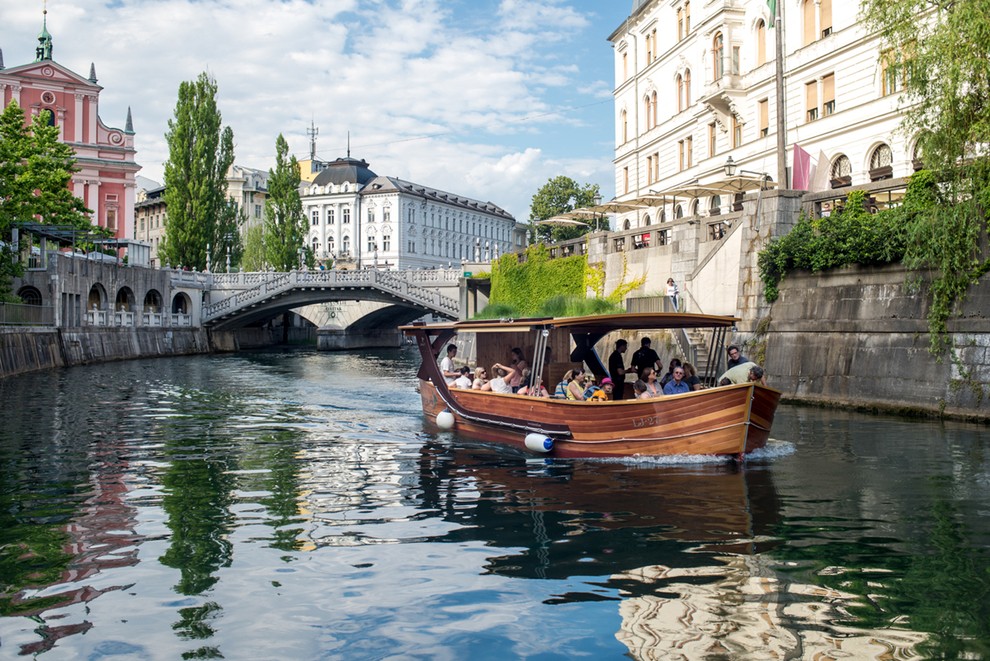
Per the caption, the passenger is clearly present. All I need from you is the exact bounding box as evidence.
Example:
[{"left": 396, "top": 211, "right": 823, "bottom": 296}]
[
  {"left": 566, "top": 367, "right": 587, "bottom": 400},
  {"left": 508, "top": 347, "right": 528, "bottom": 393},
  {"left": 453, "top": 366, "right": 472, "bottom": 389},
  {"left": 440, "top": 344, "right": 459, "bottom": 385},
  {"left": 554, "top": 371, "right": 573, "bottom": 399},
  {"left": 488, "top": 362, "right": 518, "bottom": 394},
  {"left": 659, "top": 358, "right": 682, "bottom": 388},
  {"left": 717, "top": 362, "right": 767, "bottom": 386},
  {"left": 630, "top": 337, "right": 661, "bottom": 380},
  {"left": 662, "top": 366, "right": 691, "bottom": 395},
  {"left": 582, "top": 374, "right": 600, "bottom": 399},
  {"left": 588, "top": 377, "right": 614, "bottom": 401},
  {"left": 608, "top": 339, "right": 628, "bottom": 401},
  {"left": 682, "top": 362, "right": 704, "bottom": 391},
  {"left": 726, "top": 345, "right": 749, "bottom": 369},
  {"left": 632, "top": 379, "right": 649, "bottom": 399},
  {"left": 519, "top": 374, "right": 550, "bottom": 398},
  {"left": 472, "top": 366, "right": 492, "bottom": 391},
  {"left": 641, "top": 367, "right": 662, "bottom": 398}
]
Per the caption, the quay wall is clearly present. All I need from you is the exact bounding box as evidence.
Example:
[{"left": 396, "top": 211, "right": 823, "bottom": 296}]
[
  {"left": 0, "top": 327, "right": 215, "bottom": 378},
  {"left": 761, "top": 265, "right": 990, "bottom": 421}
]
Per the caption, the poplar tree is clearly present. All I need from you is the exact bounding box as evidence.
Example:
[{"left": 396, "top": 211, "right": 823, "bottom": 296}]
[
  {"left": 160, "top": 73, "right": 235, "bottom": 271},
  {"left": 263, "top": 134, "right": 307, "bottom": 270}
]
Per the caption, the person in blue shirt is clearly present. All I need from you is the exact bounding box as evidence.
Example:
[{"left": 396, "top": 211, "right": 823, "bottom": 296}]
[{"left": 662, "top": 366, "right": 691, "bottom": 395}]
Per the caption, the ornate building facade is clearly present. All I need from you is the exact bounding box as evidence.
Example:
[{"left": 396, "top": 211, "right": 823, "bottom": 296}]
[
  {"left": 609, "top": 0, "right": 913, "bottom": 226},
  {"left": 302, "top": 156, "right": 522, "bottom": 270},
  {"left": 0, "top": 11, "right": 140, "bottom": 239}
]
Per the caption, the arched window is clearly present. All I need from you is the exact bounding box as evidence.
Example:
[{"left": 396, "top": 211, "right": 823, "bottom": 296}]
[
  {"left": 684, "top": 69, "right": 692, "bottom": 105},
  {"left": 659, "top": 209, "right": 667, "bottom": 223},
  {"left": 675, "top": 205, "right": 684, "bottom": 219},
  {"left": 644, "top": 96, "right": 652, "bottom": 130},
  {"left": 709, "top": 195, "right": 722, "bottom": 215},
  {"left": 830, "top": 154, "right": 852, "bottom": 188},
  {"left": 676, "top": 74, "right": 684, "bottom": 112},
  {"left": 690, "top": 200, "right": 700, "bottom": 216},
  {"left": 869, "top": 143, "right": 893, "bottom": 181},
  {"left": 802, "top": 0, "right": 816, "bottom": 45},
  {"left": 643, "top": 214, "right": 652, "bottom": 226},
  {"left": 651, "top": 91, "right": 658, "bottom": 127},
  {"left": 713, "top": 33, "right": 724, "bottom": 79},
  {"left": 17, "top": 286, "right": 42, "bottom": 306},
  {"left": 756, "top": 20, "right": 767, "bottom": 66},
  {"left": 342, "top": 235, "right": 351, "bottom": 253},
  {"left": 621, "top": 109, "right": 628, "bottom": 142},
  {"left": 624, "top": 219, "right": 631, "bottom": 230},
  {"left": 312, "top": 236, "right": 319, "bottom": 252}
]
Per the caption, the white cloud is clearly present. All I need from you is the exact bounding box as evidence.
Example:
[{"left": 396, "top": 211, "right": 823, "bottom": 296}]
[{"left": 2, "top": 0, "right": 623, "bottom": 221}]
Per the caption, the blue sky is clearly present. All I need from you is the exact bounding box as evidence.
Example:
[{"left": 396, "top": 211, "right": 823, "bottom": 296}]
[{"left": 2, "top": 1, "right": 632, "bottom": 222}]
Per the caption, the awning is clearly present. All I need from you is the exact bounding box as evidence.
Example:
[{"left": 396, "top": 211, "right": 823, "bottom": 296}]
[{"left": 650, "top": 175, "right": 777, "bottom": 200}]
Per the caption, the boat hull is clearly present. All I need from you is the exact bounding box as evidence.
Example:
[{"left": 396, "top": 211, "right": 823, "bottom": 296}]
[{"left": 419, "top": 380, "right": 780, "bottom": 458}]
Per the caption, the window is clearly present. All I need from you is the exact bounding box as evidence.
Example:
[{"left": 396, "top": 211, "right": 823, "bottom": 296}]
[
  {"left": 676, "top": 75, "right": 684, "bottom": 112},
  {"left": 368, "top": 237, "right": 376, "bottom": 252},
  {"left": 732, "top": 116, "right": 742, "bottom": 148},
  {"left": 756, "top": 20, "right": 767, "bottom": 66},
  {"left": 677, "top": 7, "right": 684, "bottom": 40},
  {"left": 822, "top": 73, "right": 835, "bottom": 115},
  {"left": 653, "top": 151, "right": 660, "bottom": 182},
  {"left": 622, "top": 52, "right": 628, "bottom": 80},
  {"left": 327, "top": 238, "right": 334, "bottom": 254},
  {"left": 758, "top": 99, "right": 769, "bottom": 137},
  {"left": 623, "top": 166, "right": 629, "bottom": 194},
  {"left": 106, "top": 209, "right": 117, "bottom": 231},
  {"left": 343, "top": 208, "right": 351, "bottom": 224},
  {"left": 869, "top": 143, "right": 893, "bottom": 181},
  {"left": 820, "top": 0, "right": 832, "bottom": 37},
  {"left": 254, "top": 204, "right": 261, "bottom": 218},
  {"left": 802, "top": 0, "right": 816, "bottom": 46},
  {"left": 646, "top": 32, "right": 652, "bottom": 63},
  {"left": 647, "top": 155, "right": 654, "bottom": 184},
  {"left": 342, "top": 236, "right": 351, "bottom": 253},
  {"left": 383, "top": 209, "right": 390, "bottom": 223},
  {"left": 678, "top": 140, "right": 685, "bottom": 171},
  {"left": 621, "top": 109, "right": 628, "bottom": 142},
  {"left": 708, "top": 122, "right": 717, "bottom": 158},
  {"left": 367, "top": 208, "right": 374, "bottom": 223},
  {"left": 644, "top": 96, "right": 652, "bottom": 129},
  {"left": 686, "top": 136, "right": 693, "bottom": 167},
  {"left": 731, "top": 46, "right": 740, "bottom": 75},
  {"left": 328, "top": 209, "right": 335, "bottom": 224},
  {"left": 651, "top": 91, "right": 658, "bottom": 127},
  {"left": 830, "top": 154, "right": 852, "bottom": 188},
  {"left": 685, "top": 1, "right": 690, "bottom": 33},
  {"left": 311, "top": 209, "right": 319, "bottom": 225},
  {"left": 684, "top": 70, "right": 691, "bottom": 105},
  {"left": 713, "top": 33, "right": 724, "bottom": 79},
  {"left": 382, "top": 235, "right": 391, "bottom": 251},
  {"left": 675, "top": 204, "right": 684, "bottom": 219},
  {"left": 806, "top": 81, "right": 818, "bottom": 122}
]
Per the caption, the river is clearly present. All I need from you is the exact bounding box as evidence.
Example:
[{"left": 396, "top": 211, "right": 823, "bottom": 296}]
[{"left": 0, "top": 347, "right": 988, "bottom": 659}]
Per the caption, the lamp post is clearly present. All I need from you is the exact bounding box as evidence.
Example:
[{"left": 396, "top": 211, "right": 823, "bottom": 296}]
[
  {"left": 373, "top": 243, "right": 378, "bottom": 269},
  {"left": 723, "top": 157, "right": 770, "bottom": 186},
  {"left": 224, "top": 233, "right": 232, "bottom": 273},
  {"left": 592, "top": 192, "right": 603, "bottom": 231}
]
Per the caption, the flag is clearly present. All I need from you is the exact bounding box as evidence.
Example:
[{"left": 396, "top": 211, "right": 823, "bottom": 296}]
[
  {"left": 768, "top": 0, "right": 777, "bottom": 27},
  {"left": 792, "top": 144, "right": 811, "bottom": 190},
  {"left": 810, "top": 150, "right": 831, "bottom": 193}
]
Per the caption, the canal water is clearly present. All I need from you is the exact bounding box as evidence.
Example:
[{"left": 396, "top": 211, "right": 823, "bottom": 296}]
[{"left": 1, "top": 348, "right": 988, "bottom": 659}]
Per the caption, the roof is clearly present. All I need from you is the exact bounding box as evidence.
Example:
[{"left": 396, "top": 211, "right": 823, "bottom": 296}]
[
  {"left": 401, "top": 312, "right": 739, "bottom": 334},
  {"left": 383, "top": 177, "right": 514, "bottom": 220},
  {"left": 311, "top": 157, "right": 378, "bottom": 187}
]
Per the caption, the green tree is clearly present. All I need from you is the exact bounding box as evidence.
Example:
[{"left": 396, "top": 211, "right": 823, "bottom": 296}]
[
  {"left": 529, "top": 175, "right": 604, "bottom": 243},
  {"left": 862, "top": 0, "right": 990, "bottom": 353},
  {"left": 240, "top": 224, "right": 266, "bottom": 271},
  {"left": 216, "top": 198, "right": 245, "bottom": 272},
  {"left": 263, "top": 134, "right": 306, "bottom": 270},
  {"left": 0, "top": 102, "right": 92, "bottom": 299},
  {"left": 160, "top": 73, "right": 235, "bottom": 271}
]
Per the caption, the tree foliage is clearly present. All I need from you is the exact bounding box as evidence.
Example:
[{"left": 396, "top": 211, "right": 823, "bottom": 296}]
[
  {"left": 0, "top": 101, "right": 93, "bottom": 300},
  {"left": 263, "top": 134, "right": 307, "bottom": 271},
  {"left": 160, "top": 73, "right": 236, "bottom": 271},
  {"left": 862, "top": 0, "right": 990, "bottom": 352},
  {"left": 240, "top": 224, "right": 266, "bottom": 272},
  {"left": 529, "top": 175, "right": 604, "bottom": 243}
]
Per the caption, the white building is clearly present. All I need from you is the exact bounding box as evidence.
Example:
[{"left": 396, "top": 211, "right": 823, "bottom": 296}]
[
  {"left": 302, "top": 156, "right": 522, "bottom": 269},
  {"left": 609, "top": 0, "right": 915, "bottom": 226}
]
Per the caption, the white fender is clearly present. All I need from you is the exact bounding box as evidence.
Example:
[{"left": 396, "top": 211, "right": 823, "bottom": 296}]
[
  {"left": 524, "top": 433, "right": 554, "bottom": 453},
  {"left": 436, "top": 409, "right": 455, "bottom": 430}
]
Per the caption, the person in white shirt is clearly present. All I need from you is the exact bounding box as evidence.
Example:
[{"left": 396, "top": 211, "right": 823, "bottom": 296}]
[
  {"left": 453, "top": 366, "right": 472, "bottom": 389},
  {"left": 439, "top": 344, "right": 459, "bottom": 385},
  {"left": 488, "top": 362, "right": 518, "bottom": 394}
]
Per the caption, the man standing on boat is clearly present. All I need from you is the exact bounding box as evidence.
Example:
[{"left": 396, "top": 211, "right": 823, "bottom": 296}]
[
  {"left": 630, "top": 337, "right": 661, "bottom": 380},
  {"left": 440, "top": 344, "right": 459, "bottom": 385},
  {"left": 608, "top": 339, "right": 628, "bottom": 400}
]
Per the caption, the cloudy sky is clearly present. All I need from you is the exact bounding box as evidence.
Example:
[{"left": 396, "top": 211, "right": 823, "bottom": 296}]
[{"left": 2, "top": 0, "right": 632, "bottom": 222}]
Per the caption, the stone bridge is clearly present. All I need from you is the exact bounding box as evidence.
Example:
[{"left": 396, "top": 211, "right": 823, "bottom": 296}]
[{"left": 203, "top": 268, "right": 462, "bottom": 331}]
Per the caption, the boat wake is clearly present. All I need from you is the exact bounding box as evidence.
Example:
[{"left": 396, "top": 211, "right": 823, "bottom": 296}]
[{"left": 744, "top": 439, "right": 796, "bottom": 462}]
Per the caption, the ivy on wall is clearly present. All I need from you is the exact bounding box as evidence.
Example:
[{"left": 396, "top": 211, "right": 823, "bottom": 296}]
[{"left": 489, "top": 244, "right": 586, "bottom": 316}]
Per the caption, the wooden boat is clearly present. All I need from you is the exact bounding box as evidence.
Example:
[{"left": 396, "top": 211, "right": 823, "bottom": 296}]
[{"left": 401, "top": 312, "right": 781, "bottom": 459}]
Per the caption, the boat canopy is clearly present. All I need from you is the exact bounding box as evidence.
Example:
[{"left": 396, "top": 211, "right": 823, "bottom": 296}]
[{"left": 400, "top": 312, "right": 739, "bottom": 335}]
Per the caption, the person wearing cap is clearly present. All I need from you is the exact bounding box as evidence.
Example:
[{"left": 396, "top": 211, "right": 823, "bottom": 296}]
[{"left": 588, "top": 377, "right": 614, "bottom": 401}]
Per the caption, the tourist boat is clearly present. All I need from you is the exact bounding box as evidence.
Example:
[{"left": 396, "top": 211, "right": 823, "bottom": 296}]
[{"left": 401, "top": 312, "right": 780, "bottom": 459}]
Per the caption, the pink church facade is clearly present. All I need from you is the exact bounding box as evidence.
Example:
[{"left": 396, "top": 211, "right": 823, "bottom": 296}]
[{"left": 0, "top": 17, "right": 140, "bottom": 240}]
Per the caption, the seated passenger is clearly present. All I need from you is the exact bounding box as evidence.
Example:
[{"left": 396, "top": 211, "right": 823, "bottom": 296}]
[
  {"left": 641, "top": 367, "right": 662, "bottom": 398},
  {"left": 519, "top": 373, "right": 549, "bottom": 398},
  {"left": 488, "top": 362, "right": 518, "bottom": 394},
  {"left": 717, "top": 362, "right": 766, "bottom": 386},
  {"left": 453, "top": 366, "right": 472, "bottom": 389},
  {"left": 682, "top": 362, "right": 704, "bottom": 390},
  {"left": 566, "top": 367, "right": 587, "bottom": 400},
  {"left": 662, "top": 366, "right": 691, "bottom": 395},
  {"left": 588, "top": 377, "right": 614, "bottom": 401},
  {"left": 582, "top": 374, "right": 601, "bottom": 400},
  {"left": 633, "top": 379, "right": 649, "bottom": 399},
  {"left": 508, "top": 347, "right": 528, "bottom": 393},
  {"left": 659, "top": 358, "right": 682, "bottom": 388},
  {"left": 554, "top": 372, "right": 572, "bottom": 399},
  {"left": 472, "top": 366, "right": 491, "bottom": 391}
]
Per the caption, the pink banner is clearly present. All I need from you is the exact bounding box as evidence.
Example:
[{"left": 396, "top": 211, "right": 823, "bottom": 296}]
[{"left": 792, "top": 143, "right": 812, "bottom": 190}]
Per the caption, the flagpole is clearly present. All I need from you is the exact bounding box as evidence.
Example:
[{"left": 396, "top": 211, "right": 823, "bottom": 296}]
[{"left": 773, "top": 3, "right": 787, "bottom": 188}]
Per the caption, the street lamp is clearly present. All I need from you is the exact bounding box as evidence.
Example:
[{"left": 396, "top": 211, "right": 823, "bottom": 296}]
[
  {"left": 723, "top": 156, "right": 771, "bottom": 185},
  {"left": 592, "top": 192, "right": 603, "bottom": 231},
  {"left": 224, "top": 233, "right": 233, "bottom": 273}
]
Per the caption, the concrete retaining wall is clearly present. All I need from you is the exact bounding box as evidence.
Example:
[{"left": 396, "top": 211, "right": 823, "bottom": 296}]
[
  {"left": 0, "top": 327, "right": 213, "bottom": 378},
  {"left": 762, "top": 265, "right": 990, "bottom": 420}
]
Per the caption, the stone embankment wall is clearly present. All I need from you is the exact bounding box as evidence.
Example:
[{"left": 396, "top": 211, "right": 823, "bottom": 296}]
[
  {"left": 0, "top": 327, "right": 214, "bottom": 379},
  {"left": 762, "top": 265, "right": 989, "bottom": 421}
]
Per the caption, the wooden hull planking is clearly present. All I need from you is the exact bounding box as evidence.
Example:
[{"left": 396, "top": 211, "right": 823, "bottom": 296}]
[{"left": 419, "top": 380, "right": 780, "bottom": 459}]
